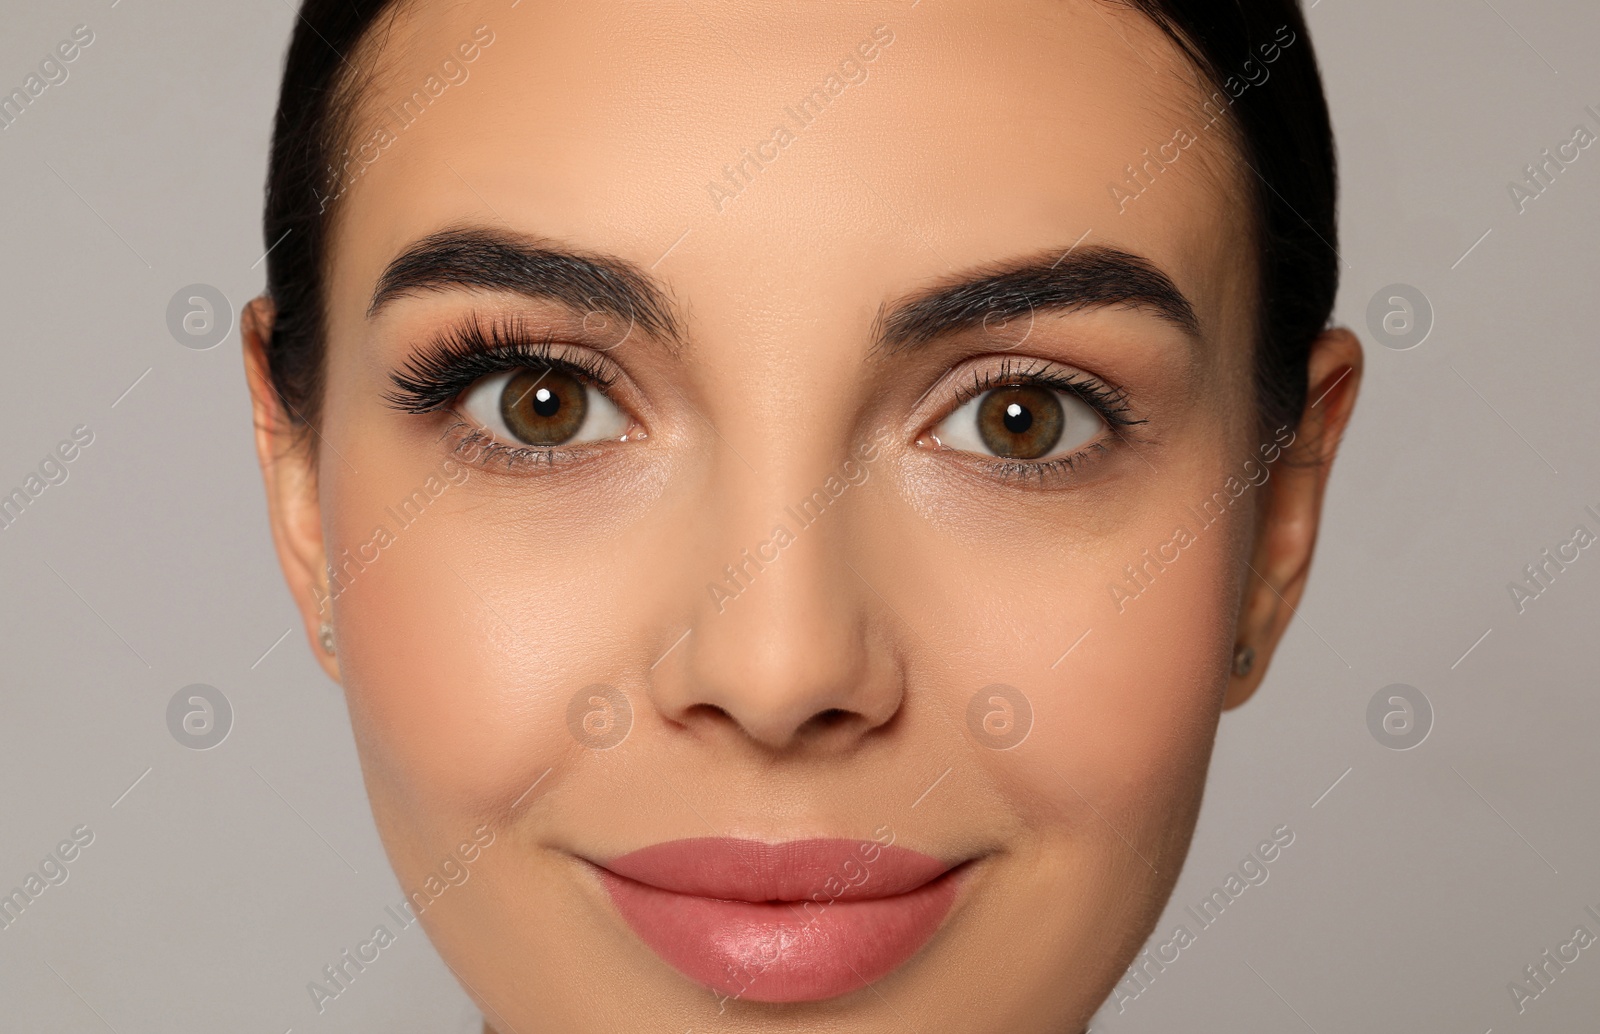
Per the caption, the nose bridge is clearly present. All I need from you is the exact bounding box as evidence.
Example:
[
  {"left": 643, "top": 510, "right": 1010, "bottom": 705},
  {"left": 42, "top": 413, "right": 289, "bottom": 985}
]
[{"left": 654, "top": 445, "right": 902, "bottom": 751}]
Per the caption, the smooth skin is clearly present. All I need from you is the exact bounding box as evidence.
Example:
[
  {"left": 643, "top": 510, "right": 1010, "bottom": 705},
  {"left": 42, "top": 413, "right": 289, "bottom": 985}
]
[{"left": 244, "top": 1, "right": 1360, "bottom": 1030}]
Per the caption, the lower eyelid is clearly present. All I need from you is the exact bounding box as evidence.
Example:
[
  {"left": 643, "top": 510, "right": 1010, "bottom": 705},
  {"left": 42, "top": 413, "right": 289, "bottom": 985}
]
[
  {"left": 926, "top": 419, "right": 1123, "bottom": 488},
  {"left": 979, "top": 441, "right": 1112, "bottom": 483},
  {"left": 446, "top": 422, "right": 562, "bottom": 470},
  {"left": 442, "top": 419, "right": 636, "bottom": 475}
]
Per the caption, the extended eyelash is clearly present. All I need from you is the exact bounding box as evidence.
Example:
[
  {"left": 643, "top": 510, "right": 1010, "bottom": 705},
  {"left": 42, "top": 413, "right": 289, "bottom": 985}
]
[{"left": 383, "top": 315, "right": 618, "bottom": 415}]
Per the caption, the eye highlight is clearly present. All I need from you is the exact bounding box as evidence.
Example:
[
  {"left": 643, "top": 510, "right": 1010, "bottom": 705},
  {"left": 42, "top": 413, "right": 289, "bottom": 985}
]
[{"left": 922, "top": 358, "right": 1143, "bottom": 483}]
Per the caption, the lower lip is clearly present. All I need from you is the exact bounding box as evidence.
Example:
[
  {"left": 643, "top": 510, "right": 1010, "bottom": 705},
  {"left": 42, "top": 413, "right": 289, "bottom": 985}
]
[{"left": 595, "top": 838, "right": 965, "bottom": 1003}]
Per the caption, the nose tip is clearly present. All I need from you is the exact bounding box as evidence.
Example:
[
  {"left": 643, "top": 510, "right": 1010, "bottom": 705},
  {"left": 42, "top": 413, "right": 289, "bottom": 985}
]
[{"left": 649, "top": 526, "right": 904, "bottom": 752}]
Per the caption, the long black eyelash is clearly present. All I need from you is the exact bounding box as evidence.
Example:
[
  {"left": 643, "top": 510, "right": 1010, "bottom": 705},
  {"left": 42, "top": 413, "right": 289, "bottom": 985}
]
[
  {"left": 951, "top": 357, "right": 1145, "bottom": 430},
  {"left": 384, "top": 315, "right": 617, "bottom": 414}
]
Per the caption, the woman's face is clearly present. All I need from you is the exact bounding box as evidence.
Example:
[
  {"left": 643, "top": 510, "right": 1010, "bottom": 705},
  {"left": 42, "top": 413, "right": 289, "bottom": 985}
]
[{"left": 247, "top": 1, "right": 1359, "bottom": 1030}]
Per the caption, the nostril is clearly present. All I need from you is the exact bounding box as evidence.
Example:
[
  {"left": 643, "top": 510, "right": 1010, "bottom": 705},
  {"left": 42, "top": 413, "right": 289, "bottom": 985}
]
[{"left": 805, "top": 708, "right": 854, "bottom": 732}]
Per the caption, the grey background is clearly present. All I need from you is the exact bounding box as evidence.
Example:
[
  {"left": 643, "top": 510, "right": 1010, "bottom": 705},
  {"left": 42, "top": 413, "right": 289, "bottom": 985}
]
[{"left": 0, "top": 1, "right": 1595, "bottom": 1030}]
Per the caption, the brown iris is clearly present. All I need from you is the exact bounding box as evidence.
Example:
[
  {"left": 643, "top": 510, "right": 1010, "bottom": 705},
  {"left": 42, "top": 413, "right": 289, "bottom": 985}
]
[
  {"left": 976, "top": 385, "right": 1064, "bottom": 458},
  {"left": 500, "top": 367, "right": 588, "bottom": 446}
]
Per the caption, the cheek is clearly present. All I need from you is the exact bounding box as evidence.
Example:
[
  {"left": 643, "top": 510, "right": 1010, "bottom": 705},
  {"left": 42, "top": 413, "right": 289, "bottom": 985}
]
[
  {"left": 1052, "top": 532, "right": 1239, "bottom": 816},
  {"left": 899, "top": 486, "right": 1245, "bottom": 842},
  {"left": 325, "top": 479, "right": 641, "bottom": 822}
]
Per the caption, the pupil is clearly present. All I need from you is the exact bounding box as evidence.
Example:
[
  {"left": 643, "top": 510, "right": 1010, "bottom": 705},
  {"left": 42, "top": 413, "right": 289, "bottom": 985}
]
[
  {"left": 975, "top": 385, "right": 1064, "bottom": 459},
  {"left": 501, "top": 367, "right": 587, "bottom": 446}
]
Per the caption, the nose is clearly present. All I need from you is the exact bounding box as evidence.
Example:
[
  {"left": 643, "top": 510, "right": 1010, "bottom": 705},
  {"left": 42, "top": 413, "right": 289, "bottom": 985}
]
[{"left": 649, "top": 479, "right": 904, "bottom": 752}]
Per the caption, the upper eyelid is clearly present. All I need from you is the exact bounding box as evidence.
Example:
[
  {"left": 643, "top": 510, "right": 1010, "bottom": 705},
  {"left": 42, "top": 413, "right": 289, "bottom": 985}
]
[
  {"left": 921, "top": 355, "right": 1134, "bottom": 419},
  {"left": 950, "top": 359, "right": 1088, "bottom": 399}
]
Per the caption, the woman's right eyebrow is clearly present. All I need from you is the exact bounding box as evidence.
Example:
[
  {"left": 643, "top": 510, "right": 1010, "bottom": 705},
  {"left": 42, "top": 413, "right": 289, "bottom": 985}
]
[{"left": 367, "top": 226, "right": 684, "bottom": 349}]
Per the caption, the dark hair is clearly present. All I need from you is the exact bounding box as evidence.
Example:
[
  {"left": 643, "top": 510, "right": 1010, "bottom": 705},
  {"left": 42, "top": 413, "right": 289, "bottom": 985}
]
[
  {"left": 1120, "top": 0, "right": 1338, "bottom": 440},
  {"left": 262, "top": 0, "right": 1335, "bottom": 440}
]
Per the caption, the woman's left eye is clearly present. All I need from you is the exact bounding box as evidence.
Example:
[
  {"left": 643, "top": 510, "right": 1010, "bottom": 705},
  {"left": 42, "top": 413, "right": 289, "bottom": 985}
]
[
  {"left": 459, "top": 366, "right": 631, "bottom": 448},
  {"left": 930, "top": 383, "right": 1106, "bottom": 461}
]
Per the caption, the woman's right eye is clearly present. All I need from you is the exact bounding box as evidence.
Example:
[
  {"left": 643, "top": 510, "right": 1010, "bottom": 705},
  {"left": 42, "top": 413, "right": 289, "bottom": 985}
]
[{"left": 459, "top": 365, "right": 631, "bottom": 449}]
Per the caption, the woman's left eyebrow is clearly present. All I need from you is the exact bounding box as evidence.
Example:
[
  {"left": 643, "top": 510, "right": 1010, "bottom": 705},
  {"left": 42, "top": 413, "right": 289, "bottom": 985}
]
[
  {"left": 872, "top": 245, "right": 1201, "bottom": 356},
  {"left": 367, "top": 226, "right": 684, "bottom": 347}
]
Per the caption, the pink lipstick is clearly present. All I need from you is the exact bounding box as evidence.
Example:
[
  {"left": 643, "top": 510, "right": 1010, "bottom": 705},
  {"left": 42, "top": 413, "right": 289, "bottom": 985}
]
[{"left": 595, "top": 836, "right": 964, "bottom": 1003}]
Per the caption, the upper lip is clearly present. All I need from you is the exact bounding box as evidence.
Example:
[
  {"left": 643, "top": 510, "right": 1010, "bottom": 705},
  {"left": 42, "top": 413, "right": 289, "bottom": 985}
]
[{"left": 595, "top": 836, "right": 957, "bottom": 903}]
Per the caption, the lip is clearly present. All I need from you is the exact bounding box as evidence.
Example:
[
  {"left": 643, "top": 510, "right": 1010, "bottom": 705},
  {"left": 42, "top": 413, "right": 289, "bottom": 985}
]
[{"left": 593, "top": 837, "right": 967, "bottom": 1003}]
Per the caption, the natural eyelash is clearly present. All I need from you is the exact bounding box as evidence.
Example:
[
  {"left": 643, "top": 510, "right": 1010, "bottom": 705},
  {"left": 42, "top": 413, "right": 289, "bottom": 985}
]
[
  {"left": 445, "top": 421, "right": 571, "bottom": 470},
  {"left": 383, "top": 315, "right": 618, "bottom": 415},
  {"left": 949, "top": 357, "right": 1144, "bottom": 430}
]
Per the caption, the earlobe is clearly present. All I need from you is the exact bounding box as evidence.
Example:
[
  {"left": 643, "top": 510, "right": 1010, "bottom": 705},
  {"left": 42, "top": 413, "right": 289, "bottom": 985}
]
[
  {"left": 1223, "top": 326, "right": 1363, "bottom": 709},
  {"left": 242, "top": 296, "right": 341, "bottom": 682}
]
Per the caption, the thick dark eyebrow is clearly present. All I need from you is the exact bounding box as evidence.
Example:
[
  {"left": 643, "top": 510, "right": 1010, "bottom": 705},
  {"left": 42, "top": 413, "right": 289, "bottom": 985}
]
[
  {"left": 367, "top": 226, "right": 683, "bottom": 345},
  {"left": 874, "top": 245, "right": 1201, "bottom": 354}
]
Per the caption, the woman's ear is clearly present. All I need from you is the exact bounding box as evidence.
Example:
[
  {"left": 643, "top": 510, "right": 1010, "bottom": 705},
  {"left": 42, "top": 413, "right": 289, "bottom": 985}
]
[
  {"left": 242, "top": 296, "right": 340, "bottom": 682},
  {"left": 1223, "top": 326, "right": 1363, "bottom": 709}
]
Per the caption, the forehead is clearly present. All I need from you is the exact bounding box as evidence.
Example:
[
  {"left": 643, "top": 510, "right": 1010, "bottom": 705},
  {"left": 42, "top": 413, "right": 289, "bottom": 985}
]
[{"left": 329, "top": 0, "right": 1252, "bottom": 342}]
